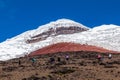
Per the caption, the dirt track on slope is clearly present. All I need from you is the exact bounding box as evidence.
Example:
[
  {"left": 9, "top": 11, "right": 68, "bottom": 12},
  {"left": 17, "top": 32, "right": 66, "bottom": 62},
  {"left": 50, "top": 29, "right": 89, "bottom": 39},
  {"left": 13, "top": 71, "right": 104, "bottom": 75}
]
[{"left": 0, "top": 51, "right": 120, "bottom": 80}]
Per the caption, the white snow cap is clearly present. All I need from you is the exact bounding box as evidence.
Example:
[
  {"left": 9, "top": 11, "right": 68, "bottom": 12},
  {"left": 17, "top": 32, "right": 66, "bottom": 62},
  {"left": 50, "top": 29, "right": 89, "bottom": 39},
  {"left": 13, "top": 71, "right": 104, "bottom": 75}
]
[
  {"left": 0, "top": 18, "right": 120, "bottom": 61},
  {"left": 55, "top": 18, "right": 90, "bottom": 29},
  {"left": 40, "top": 18, "right": 89, "bottom": 28},
  {"left": 33, "top": 18, "right": 89, "bottom": 36},
  {"left": 92, "top": 24, "right": 120, "bottom": 31}
]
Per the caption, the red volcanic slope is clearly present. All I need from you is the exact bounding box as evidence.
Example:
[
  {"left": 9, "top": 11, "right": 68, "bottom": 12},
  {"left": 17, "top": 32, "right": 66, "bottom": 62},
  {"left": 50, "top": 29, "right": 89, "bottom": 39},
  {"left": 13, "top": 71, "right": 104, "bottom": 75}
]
[{"left": 29, "top": 42, "right": 119, "bottom": 56}]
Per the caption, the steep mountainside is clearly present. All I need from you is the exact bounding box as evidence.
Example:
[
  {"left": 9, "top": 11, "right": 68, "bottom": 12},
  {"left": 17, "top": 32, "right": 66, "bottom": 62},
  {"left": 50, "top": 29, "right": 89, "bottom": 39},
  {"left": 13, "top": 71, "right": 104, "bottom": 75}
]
[{"left": 0, "top": 19, "right": 120, "bottom": 61}]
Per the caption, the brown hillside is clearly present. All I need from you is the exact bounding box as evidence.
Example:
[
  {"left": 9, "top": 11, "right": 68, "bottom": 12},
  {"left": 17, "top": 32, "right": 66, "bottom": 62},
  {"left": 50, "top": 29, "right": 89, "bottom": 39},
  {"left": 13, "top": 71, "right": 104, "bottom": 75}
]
[{"left": 1, "top": 51, "right": 120, "bottom": 80}]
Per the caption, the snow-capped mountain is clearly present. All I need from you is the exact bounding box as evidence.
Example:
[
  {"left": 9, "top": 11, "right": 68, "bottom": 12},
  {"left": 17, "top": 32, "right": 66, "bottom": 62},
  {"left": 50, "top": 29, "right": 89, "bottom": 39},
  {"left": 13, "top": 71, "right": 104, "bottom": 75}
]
[{"left": 0, "top": 19, "right": 120, "bottom": 61}]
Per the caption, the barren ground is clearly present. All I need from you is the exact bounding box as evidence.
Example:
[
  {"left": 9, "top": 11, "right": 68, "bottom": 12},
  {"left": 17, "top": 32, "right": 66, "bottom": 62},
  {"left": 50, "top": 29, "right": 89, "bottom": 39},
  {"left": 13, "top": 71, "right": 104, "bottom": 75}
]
[{"left": 0, "top": 51, "right": 120, "bottom": 80}]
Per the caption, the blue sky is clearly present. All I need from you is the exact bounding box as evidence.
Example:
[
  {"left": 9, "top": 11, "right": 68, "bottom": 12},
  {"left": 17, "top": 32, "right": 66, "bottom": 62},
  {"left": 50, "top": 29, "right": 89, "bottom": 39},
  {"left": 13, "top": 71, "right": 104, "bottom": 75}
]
[{"left": 0, "top": 0, "right": 120, "bottom": 42}]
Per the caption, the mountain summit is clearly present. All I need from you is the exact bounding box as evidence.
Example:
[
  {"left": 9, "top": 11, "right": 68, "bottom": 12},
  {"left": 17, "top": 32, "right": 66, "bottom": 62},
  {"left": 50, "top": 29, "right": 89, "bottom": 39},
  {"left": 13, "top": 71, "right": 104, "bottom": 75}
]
[
  {"left": 26, "top": 19, "right": 89, "bottom": 43},
  {"left": 0, "top": 19, "right": 120, "bottom": 61}
]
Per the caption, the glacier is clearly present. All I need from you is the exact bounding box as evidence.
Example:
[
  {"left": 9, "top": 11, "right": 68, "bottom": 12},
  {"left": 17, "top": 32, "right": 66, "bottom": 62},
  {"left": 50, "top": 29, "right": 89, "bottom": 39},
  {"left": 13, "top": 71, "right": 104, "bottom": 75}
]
[{"left": 0, "top": 19, "right": 120, "bottom": 61}]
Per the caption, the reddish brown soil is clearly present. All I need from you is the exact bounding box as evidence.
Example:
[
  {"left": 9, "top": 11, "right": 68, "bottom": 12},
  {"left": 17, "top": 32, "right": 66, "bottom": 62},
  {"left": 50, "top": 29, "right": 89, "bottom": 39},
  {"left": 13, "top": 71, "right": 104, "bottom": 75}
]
[{"left": 29, "top": 42, "right": 119, "bottom": 56}]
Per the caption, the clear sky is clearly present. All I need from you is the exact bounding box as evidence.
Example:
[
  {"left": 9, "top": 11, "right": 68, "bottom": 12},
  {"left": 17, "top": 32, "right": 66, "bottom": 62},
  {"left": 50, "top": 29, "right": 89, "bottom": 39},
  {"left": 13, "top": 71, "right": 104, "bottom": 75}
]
[{"left": 0, "top": 0, "right": 120, "bottom": 42}]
